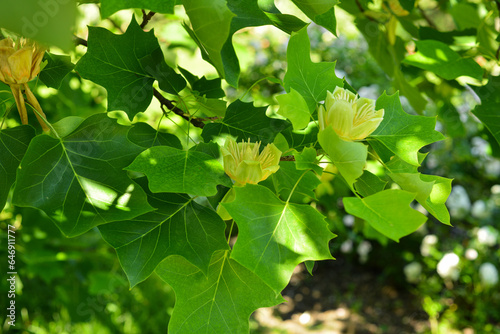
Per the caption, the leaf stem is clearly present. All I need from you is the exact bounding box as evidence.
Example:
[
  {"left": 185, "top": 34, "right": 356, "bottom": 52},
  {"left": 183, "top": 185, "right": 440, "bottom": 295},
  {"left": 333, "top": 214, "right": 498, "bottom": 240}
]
[
  {"left": 227, "top": 219, "right": 235, "bottom": 245},
  {"left": 25, "top": 102, "right": 60, "bottom": 138}
]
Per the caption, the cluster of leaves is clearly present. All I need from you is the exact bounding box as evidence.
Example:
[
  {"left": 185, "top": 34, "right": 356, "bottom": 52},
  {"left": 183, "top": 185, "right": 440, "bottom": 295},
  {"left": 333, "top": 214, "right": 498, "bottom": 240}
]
[{"left": 1, "top": 0, "right": 499, "bottom": 333}]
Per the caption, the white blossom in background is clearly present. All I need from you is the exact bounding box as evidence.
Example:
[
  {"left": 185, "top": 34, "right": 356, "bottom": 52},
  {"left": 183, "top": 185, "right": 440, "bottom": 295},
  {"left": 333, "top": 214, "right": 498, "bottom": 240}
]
[
  {"left": 471, "top": 136, "right": 489, "bottom": 157},
  {"left": 437, "top": 253, "right": 460, "bottom": 280},
  {"left": 471, "top": 200, "right": 490, "bottom": 220},
  {"left": 404, "top": 262, "right": 422, "bottom": 284},
  {"left": 465, "top": 248, "right": 478, "bottom": 261},
  {"left": 421, "top": 234, "right": 438, "bottom": 257},
  {"left": 485, "top": 159, "right": 500, "bottom": 178},
  {"left": 447, "top": 185, "right": 471, "bottom": 219},
  {"left": 357, "top": 241, "right": 372, "bottom": 263},
  {"left": 477, "top": 226, "right": 499, "bottom": 247},
  {"left": 343, "top": 214, "right": 355, "bottom": 227},
  {"left": 479, "top": 263, "right": 499, "bottom": 287},
  {"left": 340, "top": 239, "right": 353, "bottom": 254}
]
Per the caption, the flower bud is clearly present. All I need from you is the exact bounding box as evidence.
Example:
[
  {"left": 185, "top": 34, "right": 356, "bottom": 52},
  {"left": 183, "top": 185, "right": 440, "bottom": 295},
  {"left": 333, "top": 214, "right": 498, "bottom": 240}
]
[
  {"left": 0, "top": 36, "right": 48, "bottom": 130},
  {"left": 0, "top": 37, "right": 45, "bottom": 85},
  {"left": 318, "top": 87, "right": 384, "bottom": 141},
  {"left": 222, "top": 138, "right": 281, "bottom": 185}
]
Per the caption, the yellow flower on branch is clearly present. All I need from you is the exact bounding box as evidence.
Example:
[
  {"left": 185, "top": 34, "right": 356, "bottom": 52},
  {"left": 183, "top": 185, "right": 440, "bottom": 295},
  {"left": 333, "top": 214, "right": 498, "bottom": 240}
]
[
  {"left": 0, "top": 37, "right": 48, "bottom": 131},
  {"left": 318, "top": 87, "right": 384, "bottom": 142},
  {"left": 222, "top": 138, "right": 281, "bottom": 186}
]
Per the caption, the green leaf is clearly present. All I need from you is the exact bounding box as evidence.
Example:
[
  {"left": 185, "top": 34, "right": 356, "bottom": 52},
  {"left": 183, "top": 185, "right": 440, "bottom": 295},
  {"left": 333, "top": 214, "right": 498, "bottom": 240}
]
[
  {"left": 39, "top": 53, "right": 75, "bottom": 89},
  {"left": 369, "top": 92, "right": 444, "bottom": 166},
  {"left": 0, "top": 0, "right": 76, "bottom": 50},
  {"left": 388, "top": 171, "right": 452, "bottom": 225},
  {"left": 139, "top": 53, "right": 186, "bottom": 95},
  {"left": 354, "top": 170, "right": 387, "bottom": 197},
  {"left": 291, "top": 0, "right": 339, "bottom": 35},
  {"left": 273, "top": 161, "right": 321, "bottom": 202},
  {"left": 450, "top": 3, "right": 480, "bottom": 30},
  {"left": 280, "top": 122, "right": 319, "bottom": 150},
  {"left": 0, "top": 126, "right": 36, "bottom": 211},
  {"left": 318, "top": 127, "right": 367, "bottom": 189},
  {"left": 385, "top": 156, "right": 452, "bottom": 225},
  {"left": 12, "top": 114, "right": 154, "bottom": 237},
  {"left": 283, "top": 27, "right": 343, "bottom": 112},
  {"left": 99, "top": 178, "right": 228, "bottom": 287},
  {"left": 125, "top": 145, "right": 231, "bottom": 196},
  {"left": 403, "top": 40, "right": 483, "bottom": 80},
  {"left": 223, "top": 184, "right": 335, "bottom": 292},
  {"left": 201, "top": 100, "right": 288, "bottom": 145},
  {"left": 293, "top": 146, "right": 322, "bottom": 174},
  {"left": 183, "top": 0, "right": 235, "bottom": 79},
  {"left": 343, "top": 189, "right": 427, "bottom": 242},
  {"left": 156, "top": 251, "right": 283, "bottom": 334},
  {"left": 76, "top": 18, "right": 167, "bottom": 118},
  {"left": 100, "top": 0, "right": 176, "bottom": 18},
  {"left": 471, "top": 76, "right": 500, "bottom": 146},
  {"left": 393, "top": 66, "right": 427, "bottom": 114},
  {"left": 192, "top": 77, "right": 225, "bottom": 98},
  {"left": 263, "top": 12, "right": 308, "bottom": 34},
  {"left": 127, "top": 122, "right": 182, "bottom": 149},
  {"left": 276, "top": 88, "right": 311, "bottom": 130}
]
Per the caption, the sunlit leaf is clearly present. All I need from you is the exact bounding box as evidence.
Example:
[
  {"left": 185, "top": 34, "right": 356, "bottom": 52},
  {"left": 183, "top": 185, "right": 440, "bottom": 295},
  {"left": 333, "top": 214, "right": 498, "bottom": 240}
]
[
  {"left": 99, "top": 178, "right": 228, "bottom": 287},
  {"left": 126, "top": 145, "right": 231, "bottom": 196},
  {"left": 224, "top": 184, "right": 335, "bottom": 292},
  {"left": 318, "top": 126, "right": 367, "bottom": 189},
  {"left": 369, "top": 92, "right": 444, "bottom": 166},
  {"left": 156, "top": 251, "right": 283, "bottom": 334},
  {"left": 13, "top": 114, "right": 154, "bottom": 237},
  {"left": 276, "top": 88, "right": 311, "bottom": 130},
  {"left": 403, "top": 40, "right": 483, "bottom": 80},
  {"left": 344, "top": 189, "right": 427, "bottom": 242},
  {"left": 283, "top": 27, "right": 343, "bottom": 112}
]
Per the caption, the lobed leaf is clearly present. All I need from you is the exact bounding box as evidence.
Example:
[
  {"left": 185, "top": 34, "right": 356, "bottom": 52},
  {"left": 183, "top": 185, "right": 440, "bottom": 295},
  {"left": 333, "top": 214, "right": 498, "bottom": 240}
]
[
  {"left": 223, "top": 184, "right": 335, "bottom": 293},
  {"left": 156, "top": 251, "right": 284, "bottom": 334},
  {"left": 99, "top": 178, "right": 228, "bottom": 287},
  {"left": 13, "top": 114, "right": 154, "bottom": 237}
]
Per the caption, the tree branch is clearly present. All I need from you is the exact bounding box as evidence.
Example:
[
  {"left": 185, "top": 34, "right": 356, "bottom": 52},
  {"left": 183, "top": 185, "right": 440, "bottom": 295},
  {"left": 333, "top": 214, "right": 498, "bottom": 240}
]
[
  {"left": 73, "top": 35, "right": 87, "bottom": 47},
  {"left": 153, "top": 89, "right": 205, "bottom": 128},
  {"left": 140, "top": 10, "right": 156, "bottom": 29}
]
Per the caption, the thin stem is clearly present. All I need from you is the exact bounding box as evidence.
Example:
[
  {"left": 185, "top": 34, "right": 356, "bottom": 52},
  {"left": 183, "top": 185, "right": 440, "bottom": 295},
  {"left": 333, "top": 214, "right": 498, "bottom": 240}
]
[
  {"left": 240, "top": 77, "right": 278, "bottom": 101},
  {"left": 227, "top": 219, "right": 235, "bottom": 244},
  {"left": 25, "top": 102, "right": 60, "bottom": 138}
]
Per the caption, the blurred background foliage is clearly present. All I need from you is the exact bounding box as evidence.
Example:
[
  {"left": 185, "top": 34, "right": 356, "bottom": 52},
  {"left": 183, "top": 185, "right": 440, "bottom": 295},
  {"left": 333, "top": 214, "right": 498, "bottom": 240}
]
[{"left": 1, "top": 0, "right": 500, "bottom": 333}]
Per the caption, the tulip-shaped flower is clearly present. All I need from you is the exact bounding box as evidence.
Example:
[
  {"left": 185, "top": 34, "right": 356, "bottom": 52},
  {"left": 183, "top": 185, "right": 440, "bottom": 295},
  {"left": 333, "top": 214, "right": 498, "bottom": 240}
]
[
  {"left": 222, "top": 138, "right": 281, "bottom": 185},
  {"left": 0, "top": 37, "right": 48, "bottom": 131},
  {"left": 318, "top": 87, "right": 384, "bottom": 141}
]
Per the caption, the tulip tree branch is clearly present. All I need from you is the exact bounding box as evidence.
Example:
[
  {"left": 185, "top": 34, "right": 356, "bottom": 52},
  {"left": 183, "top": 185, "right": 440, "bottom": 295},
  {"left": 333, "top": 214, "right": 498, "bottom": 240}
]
[{"left": 140, "top": 10, "right": 156, "bottom": 29}]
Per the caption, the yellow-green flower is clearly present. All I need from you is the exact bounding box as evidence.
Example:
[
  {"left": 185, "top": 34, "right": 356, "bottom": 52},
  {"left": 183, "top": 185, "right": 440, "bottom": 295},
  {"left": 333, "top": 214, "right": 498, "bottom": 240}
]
[
  {"left": 222, "top": 138, "right": 281, "bottom": 185},
  {"left": 0, "top": 37, "right": 48, "bottom": 130},
  {"left": 318, "top": 87, "right": 384, "bottom": 141}
]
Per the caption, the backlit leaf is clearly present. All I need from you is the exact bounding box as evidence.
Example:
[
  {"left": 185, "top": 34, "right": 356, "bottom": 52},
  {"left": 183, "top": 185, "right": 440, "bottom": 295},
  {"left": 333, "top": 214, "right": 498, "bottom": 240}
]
[
  {"left": 344, "top": 189, "right": 427, "bottom": 242},
  {"left": 223, "top": 184, "right": 335, "bottom": 292},
  {"left": 13, "top": 114, "right": 154, "bottom": 237},
  {"left": 156, "top": 251, "right": 283, "bottom": 334},
  {"left": 99, "top": 178, "right": 228, "bottom": 287}
]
